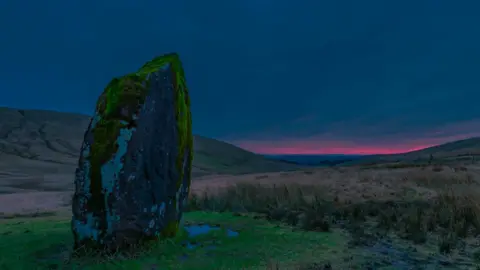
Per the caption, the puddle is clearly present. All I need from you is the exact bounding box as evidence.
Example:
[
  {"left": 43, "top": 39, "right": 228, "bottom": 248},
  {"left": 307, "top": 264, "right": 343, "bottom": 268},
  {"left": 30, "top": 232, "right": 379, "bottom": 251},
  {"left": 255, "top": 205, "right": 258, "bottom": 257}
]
[
  {"left": 184, "top": 224, "right": 239, "bottom": 238},
  {"left": 179, "top": 224, "right": 239, "bottom": 261}
]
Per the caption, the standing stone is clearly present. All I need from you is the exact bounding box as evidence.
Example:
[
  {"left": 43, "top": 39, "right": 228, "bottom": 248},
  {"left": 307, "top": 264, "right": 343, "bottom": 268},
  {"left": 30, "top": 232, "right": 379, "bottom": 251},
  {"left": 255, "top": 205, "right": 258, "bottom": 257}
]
[{"left": 71, "top": 53, "right": 193, "bottom": 251}]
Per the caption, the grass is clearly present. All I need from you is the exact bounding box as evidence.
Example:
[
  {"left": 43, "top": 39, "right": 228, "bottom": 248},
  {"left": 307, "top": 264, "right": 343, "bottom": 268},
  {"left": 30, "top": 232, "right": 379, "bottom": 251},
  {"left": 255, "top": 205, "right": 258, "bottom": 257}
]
[
  {"left": 187, "top": 180, "right": 480, "bottom": 268},
  {"left": 191, "top": 182, "right": 480, "bottom": 238},
  {"left": 3, "top": 167, "right": 480, "bottom": 269},
  {"left": 0, "top": 211, "right": 346, "bottom": 270}
]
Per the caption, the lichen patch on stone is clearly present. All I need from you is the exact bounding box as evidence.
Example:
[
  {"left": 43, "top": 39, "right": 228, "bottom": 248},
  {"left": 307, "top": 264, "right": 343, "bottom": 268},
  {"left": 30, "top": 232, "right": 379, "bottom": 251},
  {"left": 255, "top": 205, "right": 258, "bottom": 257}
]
[{"left": 72, "top": 213, "right": 99, "bottom": 241}]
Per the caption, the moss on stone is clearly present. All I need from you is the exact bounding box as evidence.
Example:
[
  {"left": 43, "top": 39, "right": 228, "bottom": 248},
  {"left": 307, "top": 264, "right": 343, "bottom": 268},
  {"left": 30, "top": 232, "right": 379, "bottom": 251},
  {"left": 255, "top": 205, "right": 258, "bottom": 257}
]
[
  {"left": 170, "top": 54, "right": 193, "bottom": 238},
  {"left": 98, "top": 75, "right": 149, "bottom": 119},
  {"left": 87, "top": 119, "right": 124, "bottom": 214},
  {"left": 138, "top": 53, "right": 187, "bottom": 91},
  {"left": 88, "top": 75, "right": 149, "bottom": 235},
  {"left": 87, "top": 52, "right": 191, "bottom": 242},
  {"left": 171, "top": 58, "right": 193, "bottom": 190},
  {"left": 161, "top": 219, "right": 180, "bottom": 238}
]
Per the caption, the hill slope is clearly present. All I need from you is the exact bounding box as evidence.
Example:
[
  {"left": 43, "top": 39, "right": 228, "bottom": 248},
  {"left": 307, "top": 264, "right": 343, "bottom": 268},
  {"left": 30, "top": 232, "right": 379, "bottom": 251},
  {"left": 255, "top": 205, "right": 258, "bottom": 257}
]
[
  {"left": 0, "top": 107, "right": 299, "bottom": 193},
  {"left": 402, "top": 137, "right": 480, "bottom": 158},
  {"left": 344, "top": 137, "right": 480, "bottom": 166},
  {"left": 192, "top": 136, "right": 300, "bottom": 175}
]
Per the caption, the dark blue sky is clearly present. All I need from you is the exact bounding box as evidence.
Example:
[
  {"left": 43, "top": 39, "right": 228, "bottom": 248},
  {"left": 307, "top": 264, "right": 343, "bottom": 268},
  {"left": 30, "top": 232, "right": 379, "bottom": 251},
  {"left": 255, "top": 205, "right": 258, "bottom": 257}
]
[{"left": 1, "top": 0, "right": 480, "bottom": 154}]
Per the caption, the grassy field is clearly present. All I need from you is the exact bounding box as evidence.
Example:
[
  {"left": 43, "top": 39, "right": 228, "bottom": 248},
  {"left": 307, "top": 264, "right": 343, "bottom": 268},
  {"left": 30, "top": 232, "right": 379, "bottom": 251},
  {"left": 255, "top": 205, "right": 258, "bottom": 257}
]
[
  {"left": 3, "top": 164, "right": 480, "bottom": 269},
  {"left": 188, "top": 178, "right": 480, "bottom": 269},
  {"left": 0, "top": 211, "right": 346, "bottom": 269}
]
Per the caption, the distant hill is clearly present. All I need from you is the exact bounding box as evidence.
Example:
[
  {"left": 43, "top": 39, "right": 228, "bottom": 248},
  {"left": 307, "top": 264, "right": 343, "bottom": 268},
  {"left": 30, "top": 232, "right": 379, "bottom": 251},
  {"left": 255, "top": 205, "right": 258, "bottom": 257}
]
[
  {"left": 264, "top": 154, "right": 365, "bottom": 166},
  {"left": 264, "top": 138, "right": 480, "bottom": 168},
  {"left": 401, "top": 137, "right": 480, "bottom": 157},
  {"left": 0, "top": 107, "right": 300, "bottom": 179},
  {"left": 343, "top": 137, "right": 480, "bottom": 166}
]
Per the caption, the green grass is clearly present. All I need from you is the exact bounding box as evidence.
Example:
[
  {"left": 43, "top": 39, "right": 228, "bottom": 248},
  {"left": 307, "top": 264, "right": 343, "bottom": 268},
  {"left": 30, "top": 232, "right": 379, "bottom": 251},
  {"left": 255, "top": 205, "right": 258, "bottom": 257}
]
[
  {"left": 0, "top": 211, "right": 347, "bottom": 270},
  {"left": 4, "top": 180, "right": 480, "bottom": 269}
]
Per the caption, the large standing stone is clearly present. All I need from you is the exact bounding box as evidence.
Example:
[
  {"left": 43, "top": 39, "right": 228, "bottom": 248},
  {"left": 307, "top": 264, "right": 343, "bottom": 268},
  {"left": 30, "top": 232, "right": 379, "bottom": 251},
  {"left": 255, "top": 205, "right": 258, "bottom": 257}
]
[{"left": 71, "top": 53, "right": 193, "bottom": 251}]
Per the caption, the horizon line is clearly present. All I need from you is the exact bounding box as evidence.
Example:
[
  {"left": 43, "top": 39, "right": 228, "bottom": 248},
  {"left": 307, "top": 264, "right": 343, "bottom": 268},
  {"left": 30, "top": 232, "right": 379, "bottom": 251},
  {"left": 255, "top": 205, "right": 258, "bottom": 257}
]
[
  {"left": 260, "top": 153, "right": 372, "bottom": 156},
  {"left": 231, "top": 135, "right": 480, "bottom": 156}
]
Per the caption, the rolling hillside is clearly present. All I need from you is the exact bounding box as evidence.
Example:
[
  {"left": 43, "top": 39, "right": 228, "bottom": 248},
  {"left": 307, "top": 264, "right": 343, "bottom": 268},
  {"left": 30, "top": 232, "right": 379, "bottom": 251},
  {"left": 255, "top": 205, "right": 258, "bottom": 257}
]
[
  {"left": 343, "top": 137, "right": 480, "bottom": 166},
  {"left": 0, "top": 107, "right": 300, "bottom": 193}
]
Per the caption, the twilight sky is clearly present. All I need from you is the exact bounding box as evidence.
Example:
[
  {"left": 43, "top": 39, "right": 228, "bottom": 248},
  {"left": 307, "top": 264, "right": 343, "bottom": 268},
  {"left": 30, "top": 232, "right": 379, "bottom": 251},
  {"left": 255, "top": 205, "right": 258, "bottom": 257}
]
[{"left": 1, "top": 0, "right": 480, "bottom": 155}]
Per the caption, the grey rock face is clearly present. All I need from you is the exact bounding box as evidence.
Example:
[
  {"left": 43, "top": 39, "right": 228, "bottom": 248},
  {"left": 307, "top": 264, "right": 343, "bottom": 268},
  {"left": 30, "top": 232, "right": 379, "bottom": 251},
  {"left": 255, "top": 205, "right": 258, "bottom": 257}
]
[{"left": 71, "top": 54, "right": 193, "bottom": 251}]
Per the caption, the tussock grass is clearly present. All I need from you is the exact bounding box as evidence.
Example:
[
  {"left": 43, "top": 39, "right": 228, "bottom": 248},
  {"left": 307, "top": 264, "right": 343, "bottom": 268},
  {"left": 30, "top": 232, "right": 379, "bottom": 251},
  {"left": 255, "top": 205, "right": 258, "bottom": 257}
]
[{"left": 187, "top": 180, "right": 480, "bottom": 254}]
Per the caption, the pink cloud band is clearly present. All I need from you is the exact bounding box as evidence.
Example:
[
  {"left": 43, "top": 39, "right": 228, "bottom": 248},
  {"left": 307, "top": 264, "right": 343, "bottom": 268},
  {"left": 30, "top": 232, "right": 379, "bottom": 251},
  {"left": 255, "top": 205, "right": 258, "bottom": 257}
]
[{"left": 230, "top": 119, "right": 480, "bottom": 155}]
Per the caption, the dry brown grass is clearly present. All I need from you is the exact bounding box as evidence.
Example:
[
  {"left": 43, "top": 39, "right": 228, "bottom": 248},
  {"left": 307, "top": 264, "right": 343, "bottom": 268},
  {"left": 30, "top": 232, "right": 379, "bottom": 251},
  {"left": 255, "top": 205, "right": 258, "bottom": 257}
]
[
  {"left": 187, "top": 164, "right": 480, "bottom": 257},
  {"left": 192, "top": 164, "right": 480, "bottom": 203},
  {"left": 3, "top": 164, "right": 480, "bottom": 217},
  {"left": 3, "top": 164, "right": 480, "bottom": 230}
]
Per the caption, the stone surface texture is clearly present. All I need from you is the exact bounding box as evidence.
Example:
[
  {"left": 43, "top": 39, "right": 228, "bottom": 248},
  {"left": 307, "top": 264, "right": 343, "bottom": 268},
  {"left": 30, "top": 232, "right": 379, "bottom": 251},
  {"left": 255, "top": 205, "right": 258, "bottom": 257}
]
[{"left": 71, "top": 53, "right": 193, "bottom": 250}]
